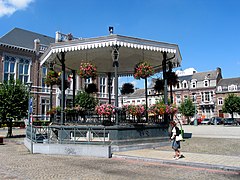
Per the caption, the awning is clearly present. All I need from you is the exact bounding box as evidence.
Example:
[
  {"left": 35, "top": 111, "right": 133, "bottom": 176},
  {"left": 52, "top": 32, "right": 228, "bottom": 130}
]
[{"left": 40, "top": 34, "right": 182, "bottom": 76}]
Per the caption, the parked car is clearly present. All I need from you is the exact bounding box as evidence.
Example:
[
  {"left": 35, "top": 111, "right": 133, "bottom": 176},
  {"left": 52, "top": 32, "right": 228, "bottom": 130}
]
[
  {"left": 223, "top": 118, "right": 238, "bottom": 125},
  {"left": 190, "top": 118, "right": 202, "bottom": 125},
  {"left": 201, "top": 118, "right": 211, "bottom": 125},
  {"left": 210, "top": 117, "right": 223, "bottom": 125}
]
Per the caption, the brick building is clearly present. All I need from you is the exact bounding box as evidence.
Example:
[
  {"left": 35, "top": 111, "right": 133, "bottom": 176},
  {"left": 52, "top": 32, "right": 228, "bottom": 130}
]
[
  {"left": 216, "top": 77, "right": 240, "bottom": 119},
  {"left": 0, "top": 28, "right": 114, "bottom": 121}
]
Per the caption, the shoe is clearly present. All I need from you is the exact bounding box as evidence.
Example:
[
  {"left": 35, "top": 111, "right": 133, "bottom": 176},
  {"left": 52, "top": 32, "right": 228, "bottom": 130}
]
[{"left": 179, "top": 154, "right": 185, "bottom": 158}]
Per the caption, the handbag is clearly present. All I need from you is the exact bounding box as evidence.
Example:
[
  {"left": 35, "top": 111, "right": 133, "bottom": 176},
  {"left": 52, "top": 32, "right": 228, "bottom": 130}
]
[{"left": 176, "top": 134, "right": 183, "bottom": 141}]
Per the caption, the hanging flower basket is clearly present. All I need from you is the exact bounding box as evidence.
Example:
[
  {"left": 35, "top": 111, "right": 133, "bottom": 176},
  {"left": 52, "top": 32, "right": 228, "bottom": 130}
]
[
  {"left": 78, "top": 62, "right": 97, "bottom": 79},
  {"left": 85, "top": 83, "right": 98, "bottom": 94},
  {"left": 44, "top": 70, "right": 61, "bottom": 86},
  {"left": 57, "top": 79, "right": 71, "bottom": 90},
  {"left": 133, "top": 62, "right": 154, "bottom": 80},
  {"left": 120, "top": 83, "right": 134, "bottom": 95}
]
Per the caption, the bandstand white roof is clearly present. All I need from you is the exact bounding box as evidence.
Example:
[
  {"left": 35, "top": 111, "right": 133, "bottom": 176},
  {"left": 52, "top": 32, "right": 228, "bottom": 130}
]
[{"left": 40, "top": 34, "right": 182, "bottom": 76}]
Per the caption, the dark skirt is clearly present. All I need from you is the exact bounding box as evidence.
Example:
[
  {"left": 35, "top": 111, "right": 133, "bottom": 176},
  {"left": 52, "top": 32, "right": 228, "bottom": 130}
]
[{"left": 172, "top": 139, "right": 180, "bottom": 150}]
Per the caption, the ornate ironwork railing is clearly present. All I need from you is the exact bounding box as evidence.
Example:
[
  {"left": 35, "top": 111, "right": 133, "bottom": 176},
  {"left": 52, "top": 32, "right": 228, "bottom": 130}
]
[
  {"left": 51, "top": 109, "right": 165, "bottom": 126},
  {"left": 26, "top": 125, "right": 110, "bottom": 144}
]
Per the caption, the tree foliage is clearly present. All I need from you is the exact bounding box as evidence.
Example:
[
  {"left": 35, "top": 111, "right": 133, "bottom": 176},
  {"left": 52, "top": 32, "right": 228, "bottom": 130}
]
[
  {"left": 222, "top": 94, "right": 240, "bottom": 118},
  {"left": 75, "top": 91, "right": 98, "bottom": 110},
  {"left": 120, "top": 83, "right": 134, "bottom": 95},
  {"left": 178, "top": 98, "right": 195, "bottom": 124},
  {"left": 0, "top": 80, "right": 29, "bottom": 137}
]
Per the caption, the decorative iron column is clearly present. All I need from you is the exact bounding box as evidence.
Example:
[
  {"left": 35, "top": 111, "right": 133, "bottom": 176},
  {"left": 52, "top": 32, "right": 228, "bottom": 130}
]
[
  {"left": 107, "top": 72, "right": 112, "bottom": 104},
  {"left": 162, "top": 52, "right": 168, "bottom": 105},
  {"left": 112, "top": 45, "right": 120, "bottom": 125},
  {"left": 72, "top": 70, "right": 76, "bottom": 108},
  {"left": 145, "top": 78, "right": 148, "bottom": 123},
  {"left": 168, "top": 61, "right": 173, "bottom": 104},
  {"left": 162, "top": 52, "right": 168, "bottom": 124},
  {"left": 49, "top": 62, "right": 54, "bottom": 122},
  {"left": 58, "top": 52, "right": 66, "bottom": 125}
]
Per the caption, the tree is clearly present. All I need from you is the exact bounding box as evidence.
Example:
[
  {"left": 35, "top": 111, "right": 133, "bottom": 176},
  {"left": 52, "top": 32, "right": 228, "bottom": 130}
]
[
  {"left": 178, "top": 98, "right": 195, "bottom": 124},
  {"left": 0, "top": 80, "right": 29, "bottom": 137},
  {"left": 120, "top": 83, "right": 134, "bottom": 95},
  {"left": 222, "top": 94, "right": 240, "bottom": 118},
  {"left": 75, "top": 91, "right": 98, "bottom": 111}
]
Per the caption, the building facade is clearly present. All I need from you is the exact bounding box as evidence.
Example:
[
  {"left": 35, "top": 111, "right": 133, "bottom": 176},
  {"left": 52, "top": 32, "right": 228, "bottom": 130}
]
[
  {"left": 216, "top": 77, "right": 240, "bottom": 119},
  {"left": 0, "top": 28, "right": 115, "bottom": 121},
  {"left": 173, "top": 67, "right": 222, "bottom": 122}
]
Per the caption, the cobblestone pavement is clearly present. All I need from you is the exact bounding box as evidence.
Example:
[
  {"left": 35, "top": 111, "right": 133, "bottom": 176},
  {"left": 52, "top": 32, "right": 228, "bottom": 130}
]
[
  {"left": 0, "top": 127, "right": 240, "bottom": 179},
  {"left": 0, "top": 142, "right": 239, "bottom": 180}
]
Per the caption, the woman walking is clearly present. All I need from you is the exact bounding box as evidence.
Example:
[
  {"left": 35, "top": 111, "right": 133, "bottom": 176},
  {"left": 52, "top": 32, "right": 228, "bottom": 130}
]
[{"left": 170, "top": 121, "right": 182, "bottom": 160}]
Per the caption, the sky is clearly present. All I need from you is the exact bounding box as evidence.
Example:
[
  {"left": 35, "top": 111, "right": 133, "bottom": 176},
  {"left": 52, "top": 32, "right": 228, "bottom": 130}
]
[{"left": 1, "top": 0, "right": 240, "bottom": 88}]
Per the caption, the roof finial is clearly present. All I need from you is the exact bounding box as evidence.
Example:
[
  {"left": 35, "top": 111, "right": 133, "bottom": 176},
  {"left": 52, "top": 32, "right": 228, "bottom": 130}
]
[{"left": 109, "top": 26, "right": 114, "bottom": 35}]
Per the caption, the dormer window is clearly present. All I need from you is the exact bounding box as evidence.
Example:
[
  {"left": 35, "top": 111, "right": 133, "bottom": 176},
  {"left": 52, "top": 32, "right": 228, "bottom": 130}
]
[
  {"left": 228, "top": 84, "right": 237, "bottom": 91},
  {"left": 204, "top": 80, "right": 209, "bottom": 87},
  {"left": 217, "top": 86, "right": 222, "bottom": 92},
  {"left": 182, "top": 80, "right": 188, "bottom": 89},
  {"left": 191, "top": 79, "right": 197, "bottom": 88}
]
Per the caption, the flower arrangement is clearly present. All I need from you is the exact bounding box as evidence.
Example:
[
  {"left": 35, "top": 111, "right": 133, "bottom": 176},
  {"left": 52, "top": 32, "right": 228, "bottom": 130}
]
[
  {"left": 78, "top": 62, "right": 97, "bottom": 79},
  {"left": 148, "top": 103, "right": 178, "bottom": 116},
  {"left": 134, "top": 62, "right": 155, "bottom": 80},
  {"left": 123, "top": 104, "right": 145, "bottom": 117},
  {"left": 45, "top": 70, "right": 61, "bottom": 86},
  {"left": 95, "top": 104, "right": 116, "bottom": 116}
]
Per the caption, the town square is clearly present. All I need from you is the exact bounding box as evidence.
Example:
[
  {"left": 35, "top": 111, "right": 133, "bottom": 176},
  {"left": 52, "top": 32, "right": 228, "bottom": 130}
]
[{"left": 0, "top": 0, "right": 240, "bottom": 179}]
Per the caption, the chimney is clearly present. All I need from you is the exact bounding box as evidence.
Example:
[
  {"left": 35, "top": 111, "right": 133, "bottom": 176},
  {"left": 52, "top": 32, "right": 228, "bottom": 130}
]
[
  {"left": 55, "top": 31, "right": 61, "bottom": 42},
  {"left": 34, "top": 39, "right": 40, "bottom": 54}
]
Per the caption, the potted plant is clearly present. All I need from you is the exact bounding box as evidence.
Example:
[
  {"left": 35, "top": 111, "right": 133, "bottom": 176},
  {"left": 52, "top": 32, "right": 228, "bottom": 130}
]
[
  {"left": 123, "top": 104, "right": 145, "bottom": 121},
  {"left": 78, "top": 62, "right": 97, "bottom": 79},
  {"left": 133, "top": 61, "right": 154, "bottom": 80},
  {"left": 95, "top": 104, "right": 116, "bottom": 116}
]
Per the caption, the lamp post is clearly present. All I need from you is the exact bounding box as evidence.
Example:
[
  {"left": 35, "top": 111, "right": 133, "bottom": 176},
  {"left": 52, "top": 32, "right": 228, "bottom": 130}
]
[
  {"left": 193, "top": 94, "right": 197, "bottom": 126},
  {"left": 27, "top": 81, "right": 33, "bottom": 154},
  {"left": 112, "top": 45, "right": 120, "bottom": 125}
]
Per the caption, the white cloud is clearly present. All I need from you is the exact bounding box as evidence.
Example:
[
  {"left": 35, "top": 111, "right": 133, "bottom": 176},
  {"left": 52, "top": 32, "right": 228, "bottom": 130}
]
[{"left": 0, "top": 0, "right": 34, "bottom": 17}]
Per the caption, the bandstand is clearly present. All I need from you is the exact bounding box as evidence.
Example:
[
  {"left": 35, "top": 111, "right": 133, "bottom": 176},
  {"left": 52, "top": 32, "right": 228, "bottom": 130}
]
[{"left": 24, "top": 30, "right": 182, "bottom": 157}]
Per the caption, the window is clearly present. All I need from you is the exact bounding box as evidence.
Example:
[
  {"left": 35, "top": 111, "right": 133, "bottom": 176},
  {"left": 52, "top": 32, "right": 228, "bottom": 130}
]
[
  {"left": 192, "top": 93, "right": 196, "bottom": 102},
  {"left": 41, "top": 67, "right": 48, "bottom": 92},
  {"left": 217, "top": 86, "right": 222, "bottom": 92},
  {"left": 41, "top": 98, "right": 50, "bottom": 120},
  {"left": 228, "top": 84, "right": 237, "bottom": 91},
  {"left": 218, "top": 98, "right": 223, "bottom": 105},
  {"left": 18, "top": 58, "right": 30, "bottom": 83},
  {"left": 4, "top": 54, "right": 31, "bottom": 82},
  {"left": 204, "top": 80, "right": 209, "bottom": 87},
  {"left": 191, "top": 80, "right": 197, "bottom": 88},
  {"left": 85, "top": 77, "right": 92, "bottom": 85},
  {"left": 201, "top": 92, "right": 211, "bottom": 102},
  {"left": 176, "top": 82, "right": 180, "bottom": 89},
  {"left": 99, "top": 77, "right": 106, "bottom": 98},
  {"left": 4, "top": 55, "right": 16, "bottom": 81},
  {"left": 176, "top": 95, "right": 181, "bottom": 105},
  {"left": 182, "top": 81, "right": 187, "bottom": 88}
]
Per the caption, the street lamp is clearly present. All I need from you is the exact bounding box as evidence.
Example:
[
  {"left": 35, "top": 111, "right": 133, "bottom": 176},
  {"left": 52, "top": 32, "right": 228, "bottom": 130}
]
[
  {"left": 26, "top": 81, "right": 33, "bottom": 153},
  {"left": 112, "top": 45, "right": 120, "bottom": 125}
]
